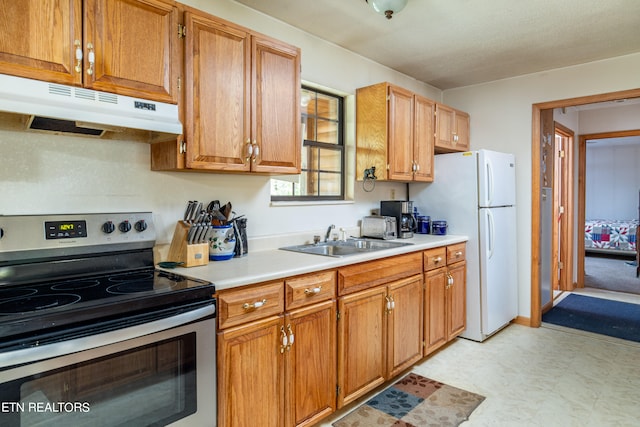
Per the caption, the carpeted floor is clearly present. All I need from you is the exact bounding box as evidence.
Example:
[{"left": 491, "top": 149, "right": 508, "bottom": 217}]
[
  {"left": 332, "top": 373, "right": 485, "bottom": 427},
  {"left": 542, "top": 293, "right": 640, "bottom": 342},
  {"left": 584, "top": 253, "right": 639, "bottom": 294}
]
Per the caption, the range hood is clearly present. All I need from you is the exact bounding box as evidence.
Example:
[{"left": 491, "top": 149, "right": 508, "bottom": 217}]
[{"left": 0, "top": 74, "right": 182, "bottom": 137}]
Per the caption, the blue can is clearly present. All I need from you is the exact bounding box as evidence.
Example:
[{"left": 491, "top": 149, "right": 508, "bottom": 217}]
[
  {"left": 417, "top": 216, "right": 431, "bottom": 234},
  {"left": 431, "top": 220, "right": 447, "bottom": 235}
]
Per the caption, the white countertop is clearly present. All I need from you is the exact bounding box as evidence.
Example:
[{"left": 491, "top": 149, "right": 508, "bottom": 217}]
[{"left": 164, "top": 234, "right": 468, "bottom": 292}]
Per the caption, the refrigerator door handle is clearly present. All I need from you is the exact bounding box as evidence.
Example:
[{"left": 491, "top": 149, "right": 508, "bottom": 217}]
[
  {"left": 485, "top": 158, "right": 494, "bottom": 206},
  {"left": 486, "top": 209, "right": 495, "bottom": 260}
]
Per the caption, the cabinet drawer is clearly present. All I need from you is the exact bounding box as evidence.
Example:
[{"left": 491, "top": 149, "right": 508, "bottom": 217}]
[
  {"left": 338, "top": 253, "right": 422, "bottom": 296},
  {"left": 286, "top": 270, "right": 336, "bottom": 310},
  {"left": 218, "top": 281, "right": 284, "bottom": 329},
  {"left": 447, "top": 243, "right": 466, "bottom": 264},
  {"left": 423, "top": 247, "right": 447, "bottom": 271}
]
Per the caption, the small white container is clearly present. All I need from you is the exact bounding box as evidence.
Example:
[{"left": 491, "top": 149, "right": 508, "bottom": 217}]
[{"left": 209, "top": 225, "right": 236, "bottom": 261}]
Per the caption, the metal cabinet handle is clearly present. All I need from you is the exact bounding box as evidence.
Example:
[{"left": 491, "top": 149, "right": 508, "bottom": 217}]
[
  {"left": 74, "top": 40, "right": 83, "bottom": 73},
  {"left": 286, "top": 324, "right": 294, "bottom": 351},
  {"left": 280, "top": 326, "right": 288, "bottom": 353},
  {"left": 433, "top": 256, "right": 442, "bottom": 264},
  {"left": 252, "top": 141, "right": 259, "bottom": 163},
  {"left": 245, "top": 139, "right": 253, "bottom": 163},
  {"left": 243, "top": 299, "right": 266, "bottom": 310},
  {"left": 86, "top": 42, "right": 95, "bottom": 76},
  {"left": 304, "top": 286, "right": 322, "bottom": 295},
  {"left": 455, "top": 251, "right": 463, "bottom": 258}
]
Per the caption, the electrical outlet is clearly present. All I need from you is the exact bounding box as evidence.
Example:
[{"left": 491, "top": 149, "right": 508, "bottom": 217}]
[{"left": 390, "top": 189, "right": 395, "bottom": 200}]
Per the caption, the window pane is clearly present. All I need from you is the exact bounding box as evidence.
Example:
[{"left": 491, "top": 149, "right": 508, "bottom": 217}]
[
  {"left": 316, "top": 118, "right": 338, "bottom": 144},
  {"left": 319, "top": 148, "right": 341, "bottom": 172},
  {"left": 318, "top": 172, "right": 341, "bottom": 196},
  {"left": 301, "top": 88, "right": 316, "bottom": 116},
  {"left": 317, "top": 93, "right": 339, "bottom": 120},
  {"left": 303, "top": 116, "right": 316, "bottom": 141}
]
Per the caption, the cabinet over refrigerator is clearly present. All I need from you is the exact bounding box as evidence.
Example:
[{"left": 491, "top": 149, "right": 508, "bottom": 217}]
[{"left": 411, "top": 149, "right": 518, "bottom": 341}]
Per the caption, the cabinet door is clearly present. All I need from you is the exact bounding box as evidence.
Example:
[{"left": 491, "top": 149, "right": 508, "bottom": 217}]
[
  {"left": 453, "top": 110, "right": 470, "bottom": 151},
  {"left": 286, "top": 300, "right": 336, "bottom": 427},
  {"left": 337, "top": 286, "right": 387, "bottom": 408},
  {"left": 387, "top": 274, "right": 423, "bottom": 378},
  {"left": 424, "top": 267, "right": 447, "bottom": 355},
  {"left": 387, "top": 85, "right": 414, "bottom": 181},
  {"left": 447, "top": 261, "right": 467, "bottom": 340},
  {"left": 251, "top": 35, "right": 301, "bottom": 174},
  {"left": 0, "top": 0, "right": 82, "bottom": 85},
  {"left": 84, "top": 0, "right": 178, "bottom": 102},
  {"left": 413, "top": 95, "right": 435, "bottom": 182},
  {"left": 184, "top": 11, "right": 251, "bottom": 171},
  {"left": 435, "top": 104, "right": 455, "bottom": 151},
  {"left": 218, "top": 315, "right": 285, "bottom": 427}
]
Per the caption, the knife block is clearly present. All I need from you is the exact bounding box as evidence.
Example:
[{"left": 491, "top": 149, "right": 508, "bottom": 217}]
[{"left": 167, "top": 221, "right": 209, "bottom": 267}]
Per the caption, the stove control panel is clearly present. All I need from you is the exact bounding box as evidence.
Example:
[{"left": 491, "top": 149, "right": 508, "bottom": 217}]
[{"left": 0, "top": 212, "right": 156, "bottom": 256}]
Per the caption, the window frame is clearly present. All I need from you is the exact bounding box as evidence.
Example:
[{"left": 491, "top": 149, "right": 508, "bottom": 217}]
[{"left": 270, "top": 85, "right": 345, "bottom": 202}]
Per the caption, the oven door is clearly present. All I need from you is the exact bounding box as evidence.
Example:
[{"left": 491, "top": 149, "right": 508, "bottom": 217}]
[{"left": 0, "top": 304, "right": 216, "bottom": 427}]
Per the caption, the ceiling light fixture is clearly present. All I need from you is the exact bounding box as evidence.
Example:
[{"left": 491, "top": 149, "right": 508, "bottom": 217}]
[{"left": 365, "top": 0, "right": 408, "bottom": 19}]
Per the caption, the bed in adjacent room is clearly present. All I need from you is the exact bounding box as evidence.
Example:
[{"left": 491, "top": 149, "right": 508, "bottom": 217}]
[{"left": 584, "top": 219, "right": 638, "bottom": 255}]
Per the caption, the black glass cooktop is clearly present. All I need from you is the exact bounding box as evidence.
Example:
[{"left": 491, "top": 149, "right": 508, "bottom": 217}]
[{"left": 0, "top": 268, "right": 214, "bottom": 345}]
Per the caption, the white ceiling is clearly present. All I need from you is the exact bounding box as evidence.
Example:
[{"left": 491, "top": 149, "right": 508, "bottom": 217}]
[{"left": 233, "top": 0, "right": 640, "bottom": 90}]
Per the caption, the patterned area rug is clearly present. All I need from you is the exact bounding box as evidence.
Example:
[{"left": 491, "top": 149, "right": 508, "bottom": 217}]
[{"left": 333, "top": 373, "right": 485, "bottom": 427}]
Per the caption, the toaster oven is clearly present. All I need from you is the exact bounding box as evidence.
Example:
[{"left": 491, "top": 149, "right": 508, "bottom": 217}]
[{"left": 360, "top": 216, "right": 397, "bottom": 240}]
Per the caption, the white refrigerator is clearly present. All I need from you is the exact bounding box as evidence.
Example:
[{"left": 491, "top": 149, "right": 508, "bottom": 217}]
[{"left": 411, "top": 149, "right": 518, "bottom": 342}]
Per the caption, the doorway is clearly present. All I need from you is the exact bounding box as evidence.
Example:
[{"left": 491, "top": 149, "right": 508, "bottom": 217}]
[
  {"left": 577, "top": 130, "right": 640, "bottom": 293},
  {"left": 530, "top": 88, "right": 640, "bottom": 327}
]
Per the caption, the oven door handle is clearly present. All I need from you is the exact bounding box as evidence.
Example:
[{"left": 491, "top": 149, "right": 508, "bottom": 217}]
[{"left": 0, "top": 303, "right": 216, "bottom": 370}]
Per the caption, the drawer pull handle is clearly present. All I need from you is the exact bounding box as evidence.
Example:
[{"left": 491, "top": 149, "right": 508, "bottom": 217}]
[
  {"left": 455, "top": 251, "right": 463, "bottom": 258},
  {"left": 243, "top": 299, "right": 267, "bottom": 310},
  {"left": 304, "top": 286, "right": 322, "bottom": 295},
  {"left": 433, "top": 256, "right": 442, "bottom": 264}
]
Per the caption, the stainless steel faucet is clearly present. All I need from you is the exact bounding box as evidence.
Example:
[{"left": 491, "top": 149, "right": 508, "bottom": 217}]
[{"left": 324, "top": 224, "right": 335, "bottom": 242}]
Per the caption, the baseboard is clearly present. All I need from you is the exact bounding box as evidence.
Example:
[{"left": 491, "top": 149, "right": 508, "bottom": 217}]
[{"left": 512, "top": 316, "right": 531, "bottom": 326}]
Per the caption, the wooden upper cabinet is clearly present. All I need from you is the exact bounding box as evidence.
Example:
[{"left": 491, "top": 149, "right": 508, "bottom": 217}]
[
  {"left": 435, "top": 104, "right": 470, "bottom": 153},
  {"left": 184, "top": 11, "right": 251, "bottom": 171},
  {"left": 0, "top": 0, "right": 178, "bottom": 103},
  {"left": 174, "top": 10, "right": 301, "bottom": 174},
  {"left": 413, "top": 95, "right": 436, "bottom": 181},
  {"left": 84, "top": 0, "right": 179, "bottom": 103},
  {"left": 0, "top": 0, "right": 82, "bottom": 85},
  {"left": 387, "top": 85, "right": 414, "bottom": 181},
  {"left": 356, "top": 82, "right": 434, "bottom": 182},
  {"left": 252, "top": 35, "right": 301, "bottom": 174}
]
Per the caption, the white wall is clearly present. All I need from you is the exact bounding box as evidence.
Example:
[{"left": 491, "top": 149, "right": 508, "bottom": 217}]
[
  {"left": 0, "top": 0, "right": 440, "bottom": 246},
  {"left": 442, "top": 52, "right": 640, "bottom": 318},
  {"left": 586, "top": 144, "right": 640, "bottom": 219}
]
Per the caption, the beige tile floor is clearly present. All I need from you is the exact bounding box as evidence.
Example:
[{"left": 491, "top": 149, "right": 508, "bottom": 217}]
[{"left": 321, "top": 288, "right": 640, "bottom": 427}]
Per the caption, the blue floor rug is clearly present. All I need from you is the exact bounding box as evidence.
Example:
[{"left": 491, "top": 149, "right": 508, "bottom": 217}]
[{"left": 542, "top": 294, "right": 640, "bottom": 343}]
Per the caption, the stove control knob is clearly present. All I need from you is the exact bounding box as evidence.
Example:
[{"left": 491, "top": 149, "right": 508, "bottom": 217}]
[
  {"left": 134, "top": 219, "right": 148, "bottom": 232},
  {"left": 102, "top": 221, "right": 115, "bottom": 234},
  {"left": 119, "top": 220, "right": 131, "bottom": 233}
]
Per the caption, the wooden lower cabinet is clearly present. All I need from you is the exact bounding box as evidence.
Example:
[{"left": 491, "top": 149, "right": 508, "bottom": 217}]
[
  {"left": 447, "top": 261, "right": 466, "bottom": 340},
  {"left": 286, "top": 300, "right": 336, "bottom": 427},
  {"left": 337, "top": 286, "right": 387, "bottom": 408},
  {"left": 337, "top": 274, "right": 423, "bottom": 408},
  {"left": 217, "top": 300, "right": 336, "bottom": 427},
  {"left": 424, "top": 260, "right": 466, "bottom": 355},
  {"left": 218, "top": 315, "right": 285, "bottom": 427}
]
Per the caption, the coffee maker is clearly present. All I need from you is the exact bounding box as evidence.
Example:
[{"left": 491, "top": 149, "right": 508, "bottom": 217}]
[{"left": 380, "top": 201, "right": 416, "bottom": 239}]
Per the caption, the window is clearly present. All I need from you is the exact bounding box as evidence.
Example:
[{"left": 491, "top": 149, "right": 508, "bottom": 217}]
[{"left": 271, "top": 86, "right": 344, "bottom": 201}]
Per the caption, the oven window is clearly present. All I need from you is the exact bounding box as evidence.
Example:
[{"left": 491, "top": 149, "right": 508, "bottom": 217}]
[{"left": 0, "top": 333, "right": 196, "bottom": 427}]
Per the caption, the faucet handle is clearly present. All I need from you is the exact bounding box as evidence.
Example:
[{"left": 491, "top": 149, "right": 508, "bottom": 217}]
[{"left": 313, "top": 235, "right": 321, "bottom": 244}]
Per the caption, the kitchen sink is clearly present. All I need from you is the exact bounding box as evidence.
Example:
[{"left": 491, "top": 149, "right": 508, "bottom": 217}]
[{"left": 279, "top": 238, "right": 413, "bottom": 258}]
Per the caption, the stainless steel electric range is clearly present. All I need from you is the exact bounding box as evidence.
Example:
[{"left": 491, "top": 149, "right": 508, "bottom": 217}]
[{"left": 0, "top": 212, "right": 216, "bottom": 427}]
